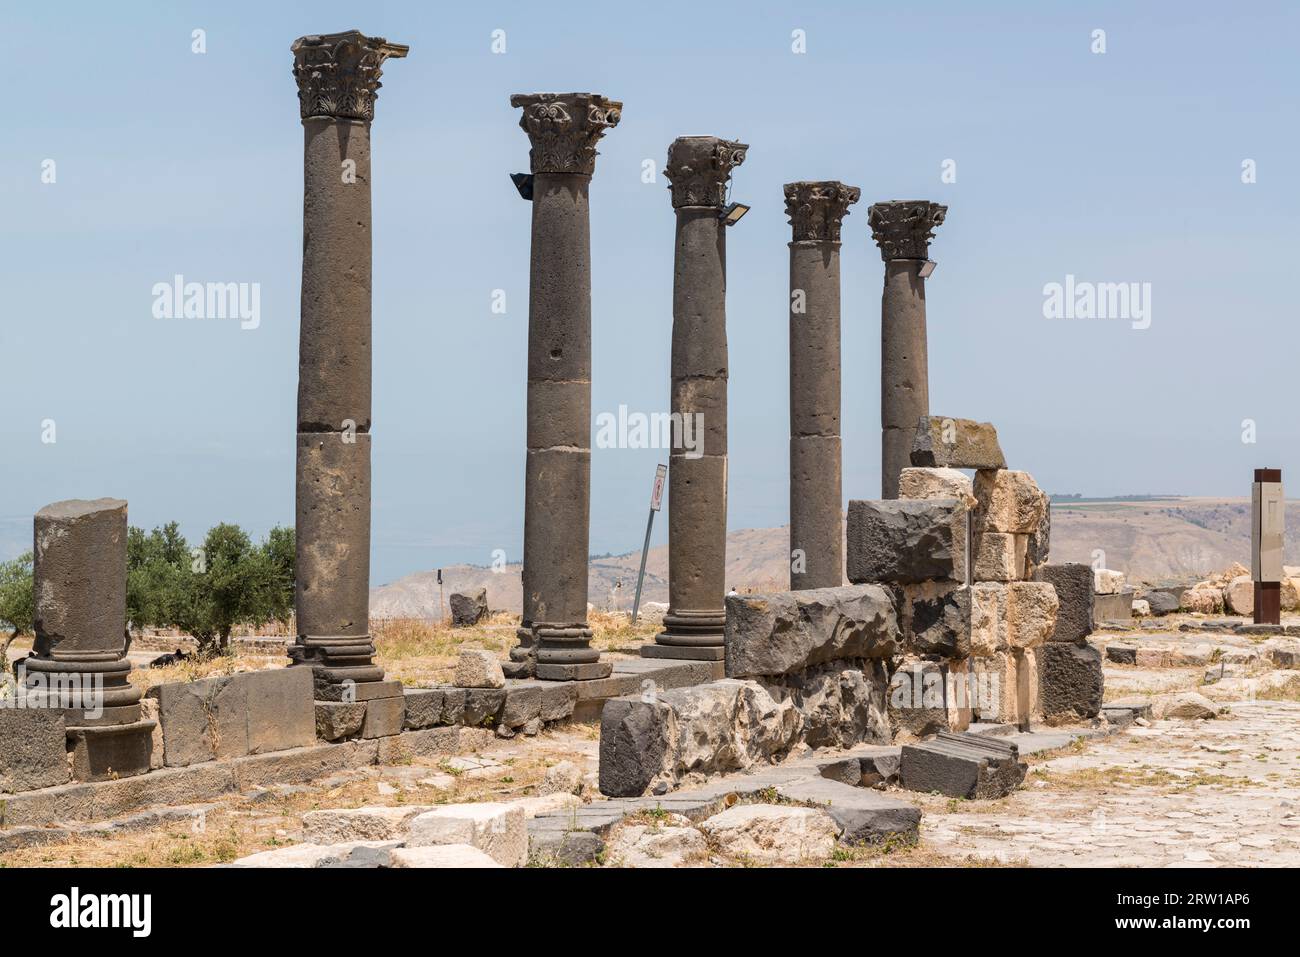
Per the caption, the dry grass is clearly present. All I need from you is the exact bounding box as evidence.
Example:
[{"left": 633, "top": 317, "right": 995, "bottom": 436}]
[{"left": 1028, "top": 763, "right": 1257, "bottom": 792}]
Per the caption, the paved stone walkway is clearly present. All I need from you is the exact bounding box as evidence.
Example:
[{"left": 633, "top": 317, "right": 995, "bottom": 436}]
[{"left": 914, "top": 699, "right": 1300, "bottom": 867}]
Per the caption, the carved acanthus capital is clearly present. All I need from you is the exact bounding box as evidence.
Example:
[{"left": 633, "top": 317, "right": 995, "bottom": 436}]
[
  {"left": 664, "top": 136, "right": 748, "bottom": 209},
  {"left": 291, "top": 30, "right": 409, "bottom": 122},
  {"left": 784, "top": 181, "right": 861, "bottom": 242},
  {"left": 868, "top": 200, "right": 948, "bottom": 261},
  {"left": 510, "top": 93, "right": 622, "bottom": 175}
]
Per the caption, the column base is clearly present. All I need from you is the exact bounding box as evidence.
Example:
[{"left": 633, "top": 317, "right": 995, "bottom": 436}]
[
  {"left": 504, "top": 626, "right": 537, "bottom": 678},
  {"left": 653, "top": 609, "right": 726, "bottom": 653},
  {"left": 68, "top": 720, "right": 156, "bottom": 783},
  {"left": 537, "top": 661, "right": 613, "bottom": 681},
  {"left": 289, "top": 635, "right": 385, "bottom": 687},
  {"left": 639, "top": 644, "right": 725, "bottom": 661}
]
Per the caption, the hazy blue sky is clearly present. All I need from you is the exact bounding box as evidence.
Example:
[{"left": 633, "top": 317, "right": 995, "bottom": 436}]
[{"left": 2, "top": 1, "right": 1297, "bottom": 584}]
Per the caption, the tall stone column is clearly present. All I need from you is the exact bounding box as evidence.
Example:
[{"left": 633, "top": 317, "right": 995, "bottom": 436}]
[
  {"left": 869, "top": 200, "right": 947, "bottom": 499},
  {"left": 644, "top": 136, "right": 747, "bottom": 664},
  {"left": 288, "top": 31, "right": 407, "bottom": 711},
  {"left": 23, "top": 499, "right": 154, "bottom": 781},
  {"left": 786, "top": 181, "right": 860, "bottom": 590},
  {"left": 507, "top": 93, "right": 621, "bottom": 681}
]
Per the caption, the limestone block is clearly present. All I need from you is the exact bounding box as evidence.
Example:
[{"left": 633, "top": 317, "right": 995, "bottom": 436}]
[
  {"left": 974, "top": 469, "right": 1048, "bottom": 534},
  {"left": 973, "top": 531, "right": 1027, "bottom": 582},
  {"left": 970, "top": 582, "right": 1008, "bottom": 657},
  {"left": 302, "top": 805, "right": 436, "bottom": 844},
  {"left": 846, "top": 499, "right": 968, "bottom": 585},
  {"left": 1093, "top": 568, "right": 1126, "bottom": 595},
  {"left": 389, "top": 845, "right": 502, "bottom": 868},
  {"left": 229, "top": 841, "right": 398, "bottom": 868},
  {"left": 1180, "top": 585, "right": 1224, "bottom": 614},
  {"left": 698, "top": 804, "right": 838, "bottom": 865},
  {"left": 405, "top": 803, "right": 528, "bottom": 867},
  {"left": 454, "top": 649, "right": 506, "bottom": 689},
  {"left": 1005, "top": 581, "right": 1058, "bottom": 650},
  {"left": 898, "top": 467, "right": 976, "bottom": 508},
  {"left": 910, "top": 416, "right": 1006, "bottom": 470},
  {"left": 1224, "top": 576, "right": 1254, "bottom": 616},
  {"left": 724, "top": 584, "right": 899, "bottom": 678}
]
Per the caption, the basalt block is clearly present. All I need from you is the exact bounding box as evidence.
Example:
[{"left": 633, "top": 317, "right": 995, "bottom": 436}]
[
  {"left": 449, "top": 588, "right": 489, "bottom": 627},
  {"left": 148, "top": 667, "right": 316, "bottom": 766},
  {"left": 1033, "top": 563, "right": 1094, "bottom": 642},
  {"left": 724, "top": 584, "right": 899, "bottom": 678},
  {"left": 911, "top": 416, "right": 1006, "bottom": 470},
  {"left": 1037, "top": 642, "right": 1104, "bottom": 722},
  {"left": 887, "top": 659, "right": 951, "bottom": 738},
  {"left": 0, "top": 709, "right": 70, "bottom": 793},
  {"left": 847, "top": 499, "right": 968, "bottom": 585},
  {"left": 897, "top": 582, "right": 970, "bottom": 658},
  {"left": 900, "top": 731, "right": 1026, "bottom": 799}
]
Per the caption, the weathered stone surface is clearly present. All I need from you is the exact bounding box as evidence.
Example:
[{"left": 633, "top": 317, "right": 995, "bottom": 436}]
[
  {"left": 762, "top": 660, "right": 891, "bottom": 750},
  {"left": 1037, "top": 642, "right": 1104, "bottom": 722},
  {"left": 540, "top": 760, "right": 583, "bottom": 795},
  {"left": 389, "top": 844, "right": 502, "bottom": 868},
  {"left": 606, "top": 814, "right": 708, "bottom": 867},
  {"left": 888, "top": 659, "right": 950, "bottom": 738},
  {"left": 1144, "top": 589, "right": 1181, "bottom": 615},
  {"left": 1180, "top": 585, "right": 1224, "bottom": 614},
  {"left": 31, "top": 499, "right": 128, "bottom": 658},
  {"left": 1033, "top": 564, "right": 1094, "bottom": 642},
  {"left": 1005, "top": 581, "right": 1058, "bottom": 650},
  {"left": 359, "top": 694, "right": 405, "bottom": 739},
  {"left": 1106, "top": 644, "right": 1137, "bottom": 665},
  {"left": 898, "top": 582, "right": 970, "bottom": 658},
  {"left": 911, "top": 416, "right": 1006, "bottom": 470},
  {"left": 1132, "top": 598, "right": 1151, "bottom": 617},
  {"left": 846, "top": 499, "right": 967, "bottom": 585},
  {"left": 1224, "top": 575, "right": 1254, "bottom": 616},
  {"left": 972, "top": 531, "right": 1027, "bottom": 582},
  {"left": 724, "top": 584, "right": 899, "bottom": 678},
  {"left": 970, "top": 651, "right": 1036, "bottom": 726},
  {"left": 229, "top": 840, "right": 398, "bottom": 868},
  {"left": 527, "top": 827, "right": 604, "bottom": 865},
  {"left": 316, "top": 701, "right": 366, "bottom": 741},
  {"left": 598, "top": 679, "right": 802, "bottom": 797},
  {"left": 774, "top": 777, "right": 921, "bottom": 845},
  {"left": 0, "top": 709, "right": 69, "bottom": 793},
  {"left": 66, "top": 719, "right": 157, "bottom": 782},
  {"left": 1026, "top": 502, "right": 1051, "bottom": 572},
  {"left": 462, "top": 689, "right": 506, "bottom": 728},
  {"left": 454, "top": 649, "right": 506, "bottom": 689},
  {"left": 449, "top": 588, "right": 489, "bottom": 627},
  {"left": 900, "top": 731, "right": 1026, "bottom": 799},
  {"left": 401, "top": 689, "right": 444, "bottom": 730},
  {"left": 1094, "top": 568, "right": 1126, "bottom": 595},
  {"left": 974, "top": 469, "right": 1047, "bottom": 534},
  {"left": 699, "top": 804, "right": 837, "bottom": 864},
  {"left": 1158, "top": 692, "right": 1218, "bottom": 720},
  {"left": 301, "top": 805, "right": 434, "bottom": 843},
  {"left": 148, "top": 668, "right": 315, "bottom": 767},
  {"left": 898, "top": 467, "right": 976, "bottom": 508},
  {"left": 1093, "top": 591, "right": 1134, "bottom": 624},
  {"left": 970, "top": 582, "right": 1007, "bottom": 657},
  {"left": 406, "top": 802, "right": 527, "bottom": 867}
]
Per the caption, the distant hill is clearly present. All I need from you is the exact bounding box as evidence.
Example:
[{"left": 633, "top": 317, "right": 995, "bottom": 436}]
[{"left": 371, "top": 497, "right": 1298, "bottom": 619}]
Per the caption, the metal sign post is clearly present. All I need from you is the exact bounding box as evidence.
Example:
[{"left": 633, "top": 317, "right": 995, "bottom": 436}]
[
  {"left": 1252, "top": 468, "right": 1284, "bottom": 625},
  {"left": 631, "top": 464, "right": 668, "bottom": 623}
]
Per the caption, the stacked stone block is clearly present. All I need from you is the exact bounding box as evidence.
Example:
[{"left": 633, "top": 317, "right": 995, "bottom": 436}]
[{"left": 1033, "top": 562, "right": 1105, "bottom": 722}]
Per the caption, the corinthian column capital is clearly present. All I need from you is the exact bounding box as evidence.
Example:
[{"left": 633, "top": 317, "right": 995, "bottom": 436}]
[
  {"left": 784, "top": 181, "right": 861, "bottom": 242},
  {"left": 868, "top": 200, "right": 948, "bottom": 261},
  {"left": 291, "top": 30, "right": 409, "bottom": 122},
  {"left": 665, "top": 136, "right": 748, "bottom": 209},
  {"left": 510, "top": 93, "right": 622, "bottom": 175}
]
